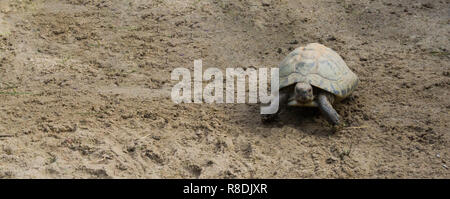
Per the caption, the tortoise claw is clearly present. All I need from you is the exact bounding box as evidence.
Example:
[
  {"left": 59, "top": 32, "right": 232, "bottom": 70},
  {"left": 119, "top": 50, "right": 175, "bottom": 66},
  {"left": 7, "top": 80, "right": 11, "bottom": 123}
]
[{"left": 331, "top": 123, "right": 344, "bottom": 133}]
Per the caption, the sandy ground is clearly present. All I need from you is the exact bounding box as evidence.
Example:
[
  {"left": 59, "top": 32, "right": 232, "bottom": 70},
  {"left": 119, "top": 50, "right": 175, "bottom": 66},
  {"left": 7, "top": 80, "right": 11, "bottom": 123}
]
[{"left": 0, "top": 0, "right": 448, "bottom": 178}]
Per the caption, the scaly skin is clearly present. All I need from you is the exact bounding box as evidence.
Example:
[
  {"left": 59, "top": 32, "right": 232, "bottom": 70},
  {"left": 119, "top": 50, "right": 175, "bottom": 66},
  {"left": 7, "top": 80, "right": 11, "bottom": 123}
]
[
  {"left": 261, "top": 83, "right": 341, "bottom": 126},
  {"left": 317, "top": 92, "right": 340, "bottom": 125}
]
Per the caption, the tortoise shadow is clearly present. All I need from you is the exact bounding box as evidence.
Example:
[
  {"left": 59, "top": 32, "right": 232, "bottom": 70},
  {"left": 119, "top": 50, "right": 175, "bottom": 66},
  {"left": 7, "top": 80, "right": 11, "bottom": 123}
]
[{"left": 258, "top": 106, "right": 336, "bottom": 137}]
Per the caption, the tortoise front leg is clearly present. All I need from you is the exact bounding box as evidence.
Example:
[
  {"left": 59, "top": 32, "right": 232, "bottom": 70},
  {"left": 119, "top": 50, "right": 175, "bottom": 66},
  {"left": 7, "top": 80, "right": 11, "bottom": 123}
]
[
  {"left": 317, "top": 92, "right": 340, "bottom": 125},
  {"left": 261, "top": 92, "right": 289, "bottom": 123}
]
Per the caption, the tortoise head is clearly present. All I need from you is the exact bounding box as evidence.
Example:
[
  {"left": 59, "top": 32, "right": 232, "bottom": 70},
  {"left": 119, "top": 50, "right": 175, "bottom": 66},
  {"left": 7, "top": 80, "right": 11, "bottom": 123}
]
[{"left": 294, "top": 82, "right": 314, "bottom": 103}]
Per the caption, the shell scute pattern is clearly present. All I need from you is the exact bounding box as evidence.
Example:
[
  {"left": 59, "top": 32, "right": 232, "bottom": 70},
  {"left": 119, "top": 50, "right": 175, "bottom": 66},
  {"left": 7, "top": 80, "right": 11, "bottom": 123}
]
[
  {"left": 295, "top": 59, "right": 315, "bottom": 75},
  {"left": 279, "top": 43, "right": 358, "bottom": 100}
]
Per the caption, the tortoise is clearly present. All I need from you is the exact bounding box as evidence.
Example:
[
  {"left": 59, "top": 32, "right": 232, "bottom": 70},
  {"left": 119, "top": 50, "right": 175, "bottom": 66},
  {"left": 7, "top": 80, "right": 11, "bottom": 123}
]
[{"left": 261, "top": 43, "right": 358, "bottom": 126}]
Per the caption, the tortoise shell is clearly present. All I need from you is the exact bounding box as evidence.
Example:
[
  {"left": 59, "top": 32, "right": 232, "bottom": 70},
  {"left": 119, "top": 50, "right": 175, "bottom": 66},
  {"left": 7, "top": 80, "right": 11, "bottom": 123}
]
[{"left": 279, "top": 43, "right": 358, "bottom": 103}]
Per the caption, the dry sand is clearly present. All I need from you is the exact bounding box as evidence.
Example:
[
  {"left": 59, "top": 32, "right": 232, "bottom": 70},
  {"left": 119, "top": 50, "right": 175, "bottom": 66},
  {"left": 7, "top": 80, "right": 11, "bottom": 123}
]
[{"left": 0, "top": 0, "right": 449, "bottom": 178}]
